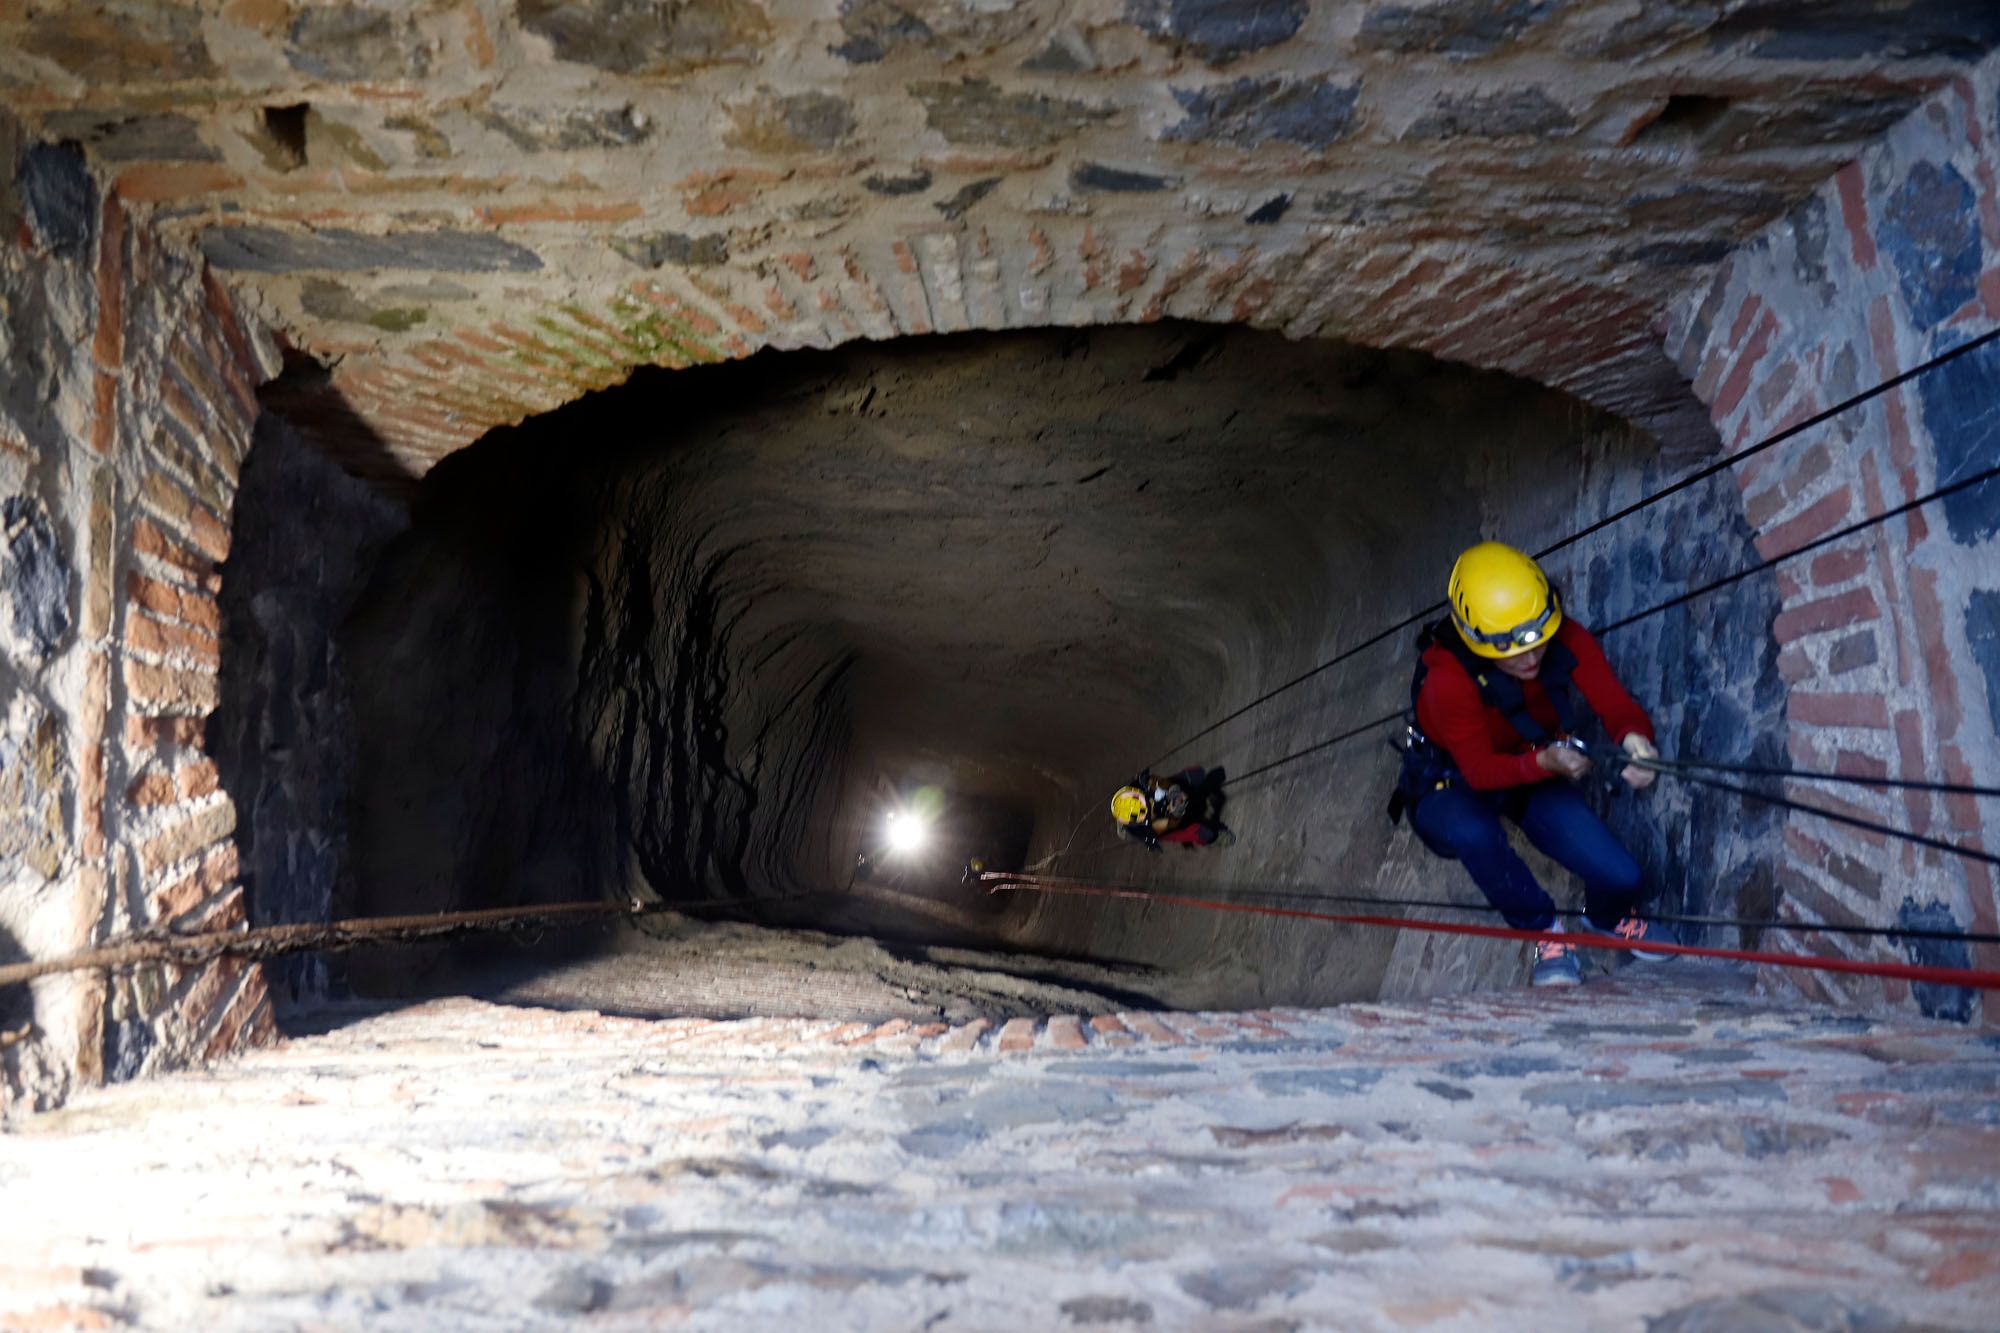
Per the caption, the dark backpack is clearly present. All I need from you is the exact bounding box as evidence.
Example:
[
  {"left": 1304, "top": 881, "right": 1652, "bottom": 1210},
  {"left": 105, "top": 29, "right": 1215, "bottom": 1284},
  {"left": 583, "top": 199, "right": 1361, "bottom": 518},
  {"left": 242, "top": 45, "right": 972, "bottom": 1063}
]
[{"left": 1387, "top": 619, "right": 1580, "bottom": 840}]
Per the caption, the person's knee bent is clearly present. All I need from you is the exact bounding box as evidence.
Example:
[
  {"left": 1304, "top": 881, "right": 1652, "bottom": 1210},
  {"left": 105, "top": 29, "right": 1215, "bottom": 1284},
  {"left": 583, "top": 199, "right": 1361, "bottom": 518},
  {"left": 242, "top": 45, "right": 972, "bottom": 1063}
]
[
  {"left": 1599, "top": 850, "right": 1644, "bottom": 901},
  {"left": 1433, "top": 811, "right": 1508, "bottom": 862}
]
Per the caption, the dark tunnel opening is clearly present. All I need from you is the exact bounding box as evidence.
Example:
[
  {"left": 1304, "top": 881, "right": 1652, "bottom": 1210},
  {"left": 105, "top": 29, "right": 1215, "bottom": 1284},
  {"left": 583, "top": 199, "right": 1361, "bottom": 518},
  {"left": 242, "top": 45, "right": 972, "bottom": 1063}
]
[{"left": 215, "top": 321, "right": 1785, "bottom": 1022}]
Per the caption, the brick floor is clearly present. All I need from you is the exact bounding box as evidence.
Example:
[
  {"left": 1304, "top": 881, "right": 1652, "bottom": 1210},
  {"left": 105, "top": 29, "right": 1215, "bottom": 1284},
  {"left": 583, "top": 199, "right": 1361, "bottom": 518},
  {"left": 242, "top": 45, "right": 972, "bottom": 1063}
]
[{"left": 1, "top": 962, "right": 1995, "bottom": 1329}]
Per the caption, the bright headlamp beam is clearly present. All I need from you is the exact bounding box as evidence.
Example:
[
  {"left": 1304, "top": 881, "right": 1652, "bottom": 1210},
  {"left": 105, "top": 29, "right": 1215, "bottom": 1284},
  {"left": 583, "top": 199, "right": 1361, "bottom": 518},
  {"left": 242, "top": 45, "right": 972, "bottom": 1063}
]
[{"left": 884, "top": 811, "right": 928, "bottom": 856}]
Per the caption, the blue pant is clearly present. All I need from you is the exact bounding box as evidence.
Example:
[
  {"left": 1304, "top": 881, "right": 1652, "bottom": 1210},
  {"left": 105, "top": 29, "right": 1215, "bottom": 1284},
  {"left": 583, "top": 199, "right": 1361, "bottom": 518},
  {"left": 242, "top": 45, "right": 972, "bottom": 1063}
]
[{"left": 1410, "top": 782, "right": 1645, "bottom": 931}]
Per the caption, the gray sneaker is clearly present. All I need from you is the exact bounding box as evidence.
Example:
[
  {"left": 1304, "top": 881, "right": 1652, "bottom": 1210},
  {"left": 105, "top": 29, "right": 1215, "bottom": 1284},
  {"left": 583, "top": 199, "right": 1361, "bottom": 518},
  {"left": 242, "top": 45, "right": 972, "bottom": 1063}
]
[{"left": 1530, "top": 934, "right": 1582, "bottom": 987}]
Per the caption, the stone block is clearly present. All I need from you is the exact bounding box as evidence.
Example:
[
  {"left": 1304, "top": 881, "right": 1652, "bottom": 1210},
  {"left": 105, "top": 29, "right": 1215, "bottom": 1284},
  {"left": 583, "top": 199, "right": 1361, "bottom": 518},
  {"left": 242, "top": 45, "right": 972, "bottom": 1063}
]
[
  {"left": 1070, "top": 162, "right": 1174, "bottom": 193},
  {"left": 18, "top": 141, "right": 95, "bottom": 262},
  {"left": 17, "top": 5, "right": 213, "bottom": 85},
  {"left": 1897, "top": 898, "right": 1976, "bottom": 1023},
  {"left": 911, "top": 78, "right": 1112, "bottom": 149},
  {"left": 1407, "top": 88, "right": 1573, "bottom": 140},
  {"left": 726, "top": 91, "right": 853, "bottom": 154},
  {"left": 1124, "top": 0, "right": 1308, "bottom": 67},
  {"left": 1356, "top": 0, "right": 1562, "bottom": 58},
  {"left": 39, "top": 111, "right": 219, "bottom": 164},
  {"left": 475, "top": 104, "right": 653, "bottom": 153},
  {"left": 934, "top": 178, "right": 999, "bottom": 220},
  {"left": 81, "top": 471, "right": 113, "bottom": 639},
  {"left": 609, "top": 232, "right": 729, "bottom": 269},
  {"left": 1881, "top": 161, "right": 1984, "bottom": 331},
  {"left": 286, "top": 5, "right": 430, "bottom": 81},
  {"left": 0, "top": 705, "right": 68, "bottom": 881},
  {"left": 519, "top": 0, "right": 769, "bottom": 75},
  {"left": 1618, "top": 239, "right": 1736, "bottom": 269},
  {"left": 299, "top": 278, "right": 431, "bottom": 333},
  {"left": 1827, "top": 629, "right": 1878, "bottom": 675},
  {"left": 1967, "top": 590, "right": 2000, "bottom": 739},
  {"left": 831, "top": 0, "right": 933, "bottom": 63},
  {"left": 201, "top": 227, "right": 542, "bottom": 275},
  {"left": 863, "top": 168, "right": 932, "bottom": 197},
  {"left": 1917, "top": 332, "right": 2000, "bottom": 544},
  {"left": 2, "top": 495, "right": 74, "bottom": 662},
  {"left": 1708, "top": 0, "right": 2000, "bottom": 62},
  {"left": 1166, "top": 76, "right": 1359, "bottom": 150}
]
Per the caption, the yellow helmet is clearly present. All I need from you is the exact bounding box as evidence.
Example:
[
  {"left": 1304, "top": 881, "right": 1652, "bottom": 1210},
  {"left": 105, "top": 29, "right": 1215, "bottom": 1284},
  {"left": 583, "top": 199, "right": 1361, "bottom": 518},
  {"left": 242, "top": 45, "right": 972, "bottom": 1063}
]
[
  {"left": 1447, "top": 541, "right": 1562, "bottom": 659},
  {"left": 1111, "top": 786, "right": 1151, "bottom": 826}
]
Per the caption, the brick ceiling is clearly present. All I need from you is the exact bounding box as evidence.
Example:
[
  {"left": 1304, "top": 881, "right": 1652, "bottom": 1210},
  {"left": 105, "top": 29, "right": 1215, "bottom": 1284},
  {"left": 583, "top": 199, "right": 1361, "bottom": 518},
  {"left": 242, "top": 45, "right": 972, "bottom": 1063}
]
[{"left": 4, "top": 0, "right": 1997, "bottom": 485}]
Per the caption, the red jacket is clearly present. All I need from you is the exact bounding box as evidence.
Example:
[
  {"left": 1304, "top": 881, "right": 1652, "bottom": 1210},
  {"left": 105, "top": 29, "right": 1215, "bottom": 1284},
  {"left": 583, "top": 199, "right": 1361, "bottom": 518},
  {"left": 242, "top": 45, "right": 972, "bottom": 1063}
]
[{"left": 1414, "top": 619, "right": 1653, "bottom": 790}]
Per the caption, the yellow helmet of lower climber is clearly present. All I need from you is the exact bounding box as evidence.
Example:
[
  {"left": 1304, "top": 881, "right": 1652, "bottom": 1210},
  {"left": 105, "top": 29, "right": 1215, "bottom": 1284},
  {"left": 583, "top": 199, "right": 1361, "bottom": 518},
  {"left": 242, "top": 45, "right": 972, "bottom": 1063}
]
[
  {"left": 1448, "top": 541, "right": 1563, "bottom": 660},
  {"left": 1111, "top": 786, "right": 1151, "bottom": 826}
]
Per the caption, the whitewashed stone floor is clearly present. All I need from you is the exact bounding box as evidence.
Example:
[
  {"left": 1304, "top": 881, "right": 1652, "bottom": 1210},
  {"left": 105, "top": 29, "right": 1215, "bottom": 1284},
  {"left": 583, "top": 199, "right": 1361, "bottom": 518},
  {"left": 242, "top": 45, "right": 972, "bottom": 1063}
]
[{"left": 2, "top": 962, "right": 1996, "bottom": 1331}]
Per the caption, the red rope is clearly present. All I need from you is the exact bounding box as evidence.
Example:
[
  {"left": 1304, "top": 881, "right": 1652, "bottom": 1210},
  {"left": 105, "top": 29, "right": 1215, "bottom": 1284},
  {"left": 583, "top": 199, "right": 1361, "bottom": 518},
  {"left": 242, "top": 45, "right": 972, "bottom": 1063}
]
[{"left": 983, "top": 873, "right": 2000, "bottom": 992}]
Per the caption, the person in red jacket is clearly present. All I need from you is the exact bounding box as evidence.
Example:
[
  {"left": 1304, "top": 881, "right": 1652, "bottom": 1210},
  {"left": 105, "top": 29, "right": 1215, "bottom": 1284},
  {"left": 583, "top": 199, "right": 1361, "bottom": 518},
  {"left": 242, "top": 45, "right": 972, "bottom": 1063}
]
[{"left": 1395, "top": 541, "right": 1673, "bottom": 986}]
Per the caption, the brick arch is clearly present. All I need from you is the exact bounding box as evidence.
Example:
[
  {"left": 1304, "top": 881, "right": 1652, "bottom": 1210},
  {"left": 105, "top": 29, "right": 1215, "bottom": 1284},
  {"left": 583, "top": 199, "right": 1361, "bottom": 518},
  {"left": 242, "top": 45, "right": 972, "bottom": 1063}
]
[
  {"left": 289, "top": 219, "right": 1717, "bottom": 488},
  {"left": 1662, "top": 68, "right": 2000, "bottom": 1016}
]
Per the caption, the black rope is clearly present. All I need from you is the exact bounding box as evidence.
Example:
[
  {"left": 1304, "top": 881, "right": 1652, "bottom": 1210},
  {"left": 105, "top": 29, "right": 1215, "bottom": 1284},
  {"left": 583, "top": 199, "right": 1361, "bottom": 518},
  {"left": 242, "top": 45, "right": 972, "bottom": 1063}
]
[
  {"left": 1228, "top": 726, "right": 1999, "bottom": 870},
  {"left": 1220, "top": 709, "right": 1405, "bottom": 785},
  {"left": 1535, "top": 323, "right": 2000, "bottom": 563},
  {"left": 1147, "top": 323, "right": 2000, "bottom": 769},
  {"left": 1219, "top": 450, "right": 1997, "bottom": 793},
  {"left": 1144, "top": 609, "right": 1434, "bottom": 770},
  {"left": 1113, "top": 883, "right": 2000, "bottom": 947},
  {"left": 1597, "top": 459, "right": 2000, "bottom": 637},
  {"left": 1640, "top": 755, "right": 2000, "bottom": 800},
  {"left": 1645, "top": 764, "right": 2000, "bottom": 869}
]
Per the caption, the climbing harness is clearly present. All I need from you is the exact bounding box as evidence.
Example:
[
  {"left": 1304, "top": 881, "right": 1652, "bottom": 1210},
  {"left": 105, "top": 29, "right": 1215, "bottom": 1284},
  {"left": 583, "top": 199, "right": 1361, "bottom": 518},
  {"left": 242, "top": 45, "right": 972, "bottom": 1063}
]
[
  {"left": 980, "top": 872, "right": 2000, "bottom": 992},
  {"left": 1386, "top": 616, "right": 1585, "bottom": 841}
]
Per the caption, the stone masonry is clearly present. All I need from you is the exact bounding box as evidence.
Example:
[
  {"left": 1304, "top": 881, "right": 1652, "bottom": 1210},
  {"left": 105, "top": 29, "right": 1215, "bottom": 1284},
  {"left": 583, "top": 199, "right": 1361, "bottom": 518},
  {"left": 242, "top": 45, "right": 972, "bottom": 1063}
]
[
  {"left": 2, "top": 114, "right": 282, "bottom": 1109},
  {"left": 0, "top": 1, "right": 1995, "bottom": 1116},
  {"left": 4, "top": 2, "right": 1998, "bottom": 483},
  {"left": 1, "top": 964, "right": 1996, "bottom": 1328},
  {"left": 1665, "top": 52, "right": 2000, "bottom": 1021}
]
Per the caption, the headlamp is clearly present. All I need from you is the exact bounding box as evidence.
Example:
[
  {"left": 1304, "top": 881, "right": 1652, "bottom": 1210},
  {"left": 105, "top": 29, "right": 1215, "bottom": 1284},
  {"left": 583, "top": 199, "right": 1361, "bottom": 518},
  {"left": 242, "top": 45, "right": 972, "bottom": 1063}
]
[{"left": 1455, "top": 597, "right": 1557, "bottom": 651}]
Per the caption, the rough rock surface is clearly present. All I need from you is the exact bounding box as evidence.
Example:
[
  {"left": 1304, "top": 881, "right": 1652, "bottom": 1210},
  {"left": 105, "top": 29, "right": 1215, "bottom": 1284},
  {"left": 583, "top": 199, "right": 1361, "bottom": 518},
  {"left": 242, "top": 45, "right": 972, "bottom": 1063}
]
[
  {"left": 2, "top": 966, "right": 1995, "bottom": 1329},
  {"left": 326, "top": 322, "right": 1779, "bottom": 1010}
]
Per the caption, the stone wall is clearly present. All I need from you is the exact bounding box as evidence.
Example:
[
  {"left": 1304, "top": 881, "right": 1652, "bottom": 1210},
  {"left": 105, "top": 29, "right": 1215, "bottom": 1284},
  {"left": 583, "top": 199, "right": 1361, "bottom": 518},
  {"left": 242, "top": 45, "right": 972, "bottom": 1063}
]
[
  {"left": 1, "top": 119, "right": 280, "bottom": 1107},
  {"left": 208, "top": 414, "right": 405, "bottom": 1012},
  {"left": 1664, "top": 53, "right": 2000, "bottom": 1022},
  {"left": 11, "top": 0, "right": 1990, "bottom": 484}
]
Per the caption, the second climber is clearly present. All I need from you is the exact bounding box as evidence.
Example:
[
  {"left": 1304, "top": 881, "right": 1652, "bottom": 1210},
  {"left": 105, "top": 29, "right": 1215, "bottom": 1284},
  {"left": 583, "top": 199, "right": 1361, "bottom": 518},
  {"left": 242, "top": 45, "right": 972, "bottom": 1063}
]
[{"left": 1112, "top": 767, "right": 1232, "bottom": 851}]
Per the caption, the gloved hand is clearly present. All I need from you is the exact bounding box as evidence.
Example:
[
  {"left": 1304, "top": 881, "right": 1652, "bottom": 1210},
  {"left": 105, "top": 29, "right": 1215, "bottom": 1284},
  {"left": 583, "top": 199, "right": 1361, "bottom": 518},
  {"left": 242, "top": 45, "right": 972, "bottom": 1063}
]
[
  {"left": 1620, "top": 733, "right": 1659, "bottom": 791},
  {"left": 1536, "top": 742, "right": 1593, "bottom": 781}
]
